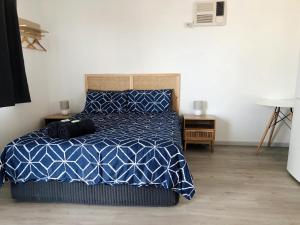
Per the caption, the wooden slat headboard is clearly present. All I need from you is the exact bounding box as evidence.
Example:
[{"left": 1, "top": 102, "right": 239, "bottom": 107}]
[{"left": 85, "top": 74, "right": 181, "bottom": 113}]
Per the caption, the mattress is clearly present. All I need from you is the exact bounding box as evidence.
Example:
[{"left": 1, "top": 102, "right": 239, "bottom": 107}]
[{"left": 1, "top": 111, "right": 195, "bottom": 200}]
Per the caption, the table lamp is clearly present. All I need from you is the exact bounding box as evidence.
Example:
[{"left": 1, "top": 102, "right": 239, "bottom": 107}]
[
  {"left": 59, "top": 100, "right": 70, "bottom": 115},
  {"left": 193, "top": 100, "right": 204, "bottom": 116}
]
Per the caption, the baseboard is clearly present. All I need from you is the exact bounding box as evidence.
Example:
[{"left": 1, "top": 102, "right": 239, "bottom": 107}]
[{"left": 215, "top": 141, "right": 289, "bottom": 148}]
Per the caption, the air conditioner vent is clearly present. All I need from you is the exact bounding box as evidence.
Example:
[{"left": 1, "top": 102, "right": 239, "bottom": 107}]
[{"left": 196, "top": 14, "right": 214, "bottom": 23}]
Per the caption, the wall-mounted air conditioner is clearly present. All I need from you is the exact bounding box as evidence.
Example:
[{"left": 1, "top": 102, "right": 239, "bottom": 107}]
[{"left": 192, "top": 0, "right": 227, "bottom": 26}]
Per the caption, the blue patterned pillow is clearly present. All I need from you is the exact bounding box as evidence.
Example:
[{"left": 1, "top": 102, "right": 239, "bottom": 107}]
[
  {"left": 84, "top": 90, "right": 127, "bottom": 113},
  {"left": 127, "top": 89, "right": 172, "bottom": 113}
]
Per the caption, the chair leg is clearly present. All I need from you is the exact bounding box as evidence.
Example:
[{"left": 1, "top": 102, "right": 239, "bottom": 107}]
[
  {"left": 268, "top": 107, "right": 280, "bottom": 147},
  {"left": 257, "top": 108, "right": 277, "bottom": 154}
]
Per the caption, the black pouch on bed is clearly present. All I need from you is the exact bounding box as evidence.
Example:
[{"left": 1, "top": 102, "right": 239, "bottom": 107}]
[
  {"left": 57, "top": 119, "right": 96, "bottom": 139},
  {"left": 46, "top": 121, "right": 60, "bottom": 138},
  {"left": 46, "top": 119, "right": 96, "bottom": 139}
]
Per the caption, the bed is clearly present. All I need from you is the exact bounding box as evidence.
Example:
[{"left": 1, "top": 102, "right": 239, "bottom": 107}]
[{"left": 0, "top": 74, "right": 195, "bottom": 206}]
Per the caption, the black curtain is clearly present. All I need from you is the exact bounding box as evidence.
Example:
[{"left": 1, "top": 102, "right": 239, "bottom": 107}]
[{"left": 0, "top": 0, "right": 31, "bottom": 108}]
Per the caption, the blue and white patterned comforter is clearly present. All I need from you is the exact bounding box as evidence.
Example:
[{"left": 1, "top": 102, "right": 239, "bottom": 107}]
[{"left": 0, "top": 112, "right": 195, "bottom": 200}]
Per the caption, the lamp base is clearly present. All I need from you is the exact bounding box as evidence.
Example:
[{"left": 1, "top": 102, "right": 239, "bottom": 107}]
[
  {"left": 61, "top": 109, "right": 70, "bottom": 116},
  {"left": 193, "top": 109, "right": 202, "bottom": 116}
]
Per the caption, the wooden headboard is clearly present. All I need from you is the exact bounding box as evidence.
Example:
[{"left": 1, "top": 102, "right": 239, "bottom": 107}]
[{"left": 85, "top": 74, "right": 181, "bottom": 113}]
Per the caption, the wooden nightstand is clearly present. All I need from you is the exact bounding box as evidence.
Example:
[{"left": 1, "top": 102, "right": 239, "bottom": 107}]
[
  {"left": 183, "top": 114, "right": 216, "bottom": 152},
  {"left": 44, "top": 113, "right": 75, "bottom": 125}
]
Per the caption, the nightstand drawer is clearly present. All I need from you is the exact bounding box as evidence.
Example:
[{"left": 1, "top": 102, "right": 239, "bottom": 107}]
[{"left": 184, "top": 129, "right": 215, "bottom": 141}]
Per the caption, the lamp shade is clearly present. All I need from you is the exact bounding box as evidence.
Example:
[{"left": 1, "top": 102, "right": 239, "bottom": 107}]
[
  {"left": 59, "top": 100, "right": 70, "bottom": 115},
  {"left": 193, "top": 100, "right": 204, "bottom": 115}
]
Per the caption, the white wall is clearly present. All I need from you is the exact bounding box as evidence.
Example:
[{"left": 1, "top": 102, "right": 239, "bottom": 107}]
[
  {"left": 0, "top": 0, "right": 49, "bottom": 149},
  {"left": 38, "top": 0, "right": 300, "bottom": 144},
  {"left": 1, "top": 0, "right": 299, "bottom": 149}
]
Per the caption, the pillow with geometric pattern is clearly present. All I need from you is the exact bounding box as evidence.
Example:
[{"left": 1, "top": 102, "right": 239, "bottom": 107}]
[
  {"left": 84, "top": 90, "right": 128, "bottom": 113},
  {"left": 126, "top": 89, "right": 172, "bottom": 113}
]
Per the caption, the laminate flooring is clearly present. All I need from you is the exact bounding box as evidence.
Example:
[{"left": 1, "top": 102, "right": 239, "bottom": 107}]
[{"left": 0, "top": 145, "right": 299, "bottom": 225}]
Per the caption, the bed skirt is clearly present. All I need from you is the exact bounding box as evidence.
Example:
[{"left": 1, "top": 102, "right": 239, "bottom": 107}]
[{"left": 10, "top": 182, "right": 179, "bottom": 206}]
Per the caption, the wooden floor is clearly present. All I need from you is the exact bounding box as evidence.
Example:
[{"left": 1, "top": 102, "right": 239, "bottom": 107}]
[{"left": 0, "top": 145, "right": 300, "bottom": 225}]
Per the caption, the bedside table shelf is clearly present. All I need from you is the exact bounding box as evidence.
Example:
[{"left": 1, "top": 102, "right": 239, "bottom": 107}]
[
  {"left": 44, "top": 113, "right": 76, "bottom": 125},
  {"left": 183, "top": 115, "right": 216, "bottom": 152}
]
